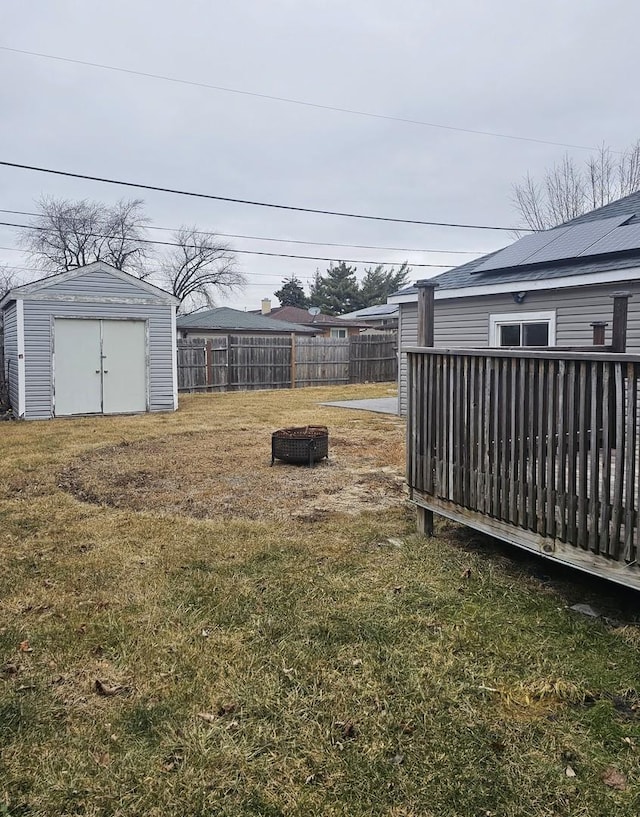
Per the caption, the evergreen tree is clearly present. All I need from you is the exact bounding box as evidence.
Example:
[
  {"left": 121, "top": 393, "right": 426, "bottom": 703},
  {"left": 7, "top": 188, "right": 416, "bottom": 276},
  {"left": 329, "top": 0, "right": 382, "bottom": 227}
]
[
  {"left": 358, "top": 263, "right": 410, "bottom": 307},
  {"left": 308, "top": 262, "right": 360, "bottom": 315},
  {"left": 274, "top": 276, "right": 309, "bottom": 308}
]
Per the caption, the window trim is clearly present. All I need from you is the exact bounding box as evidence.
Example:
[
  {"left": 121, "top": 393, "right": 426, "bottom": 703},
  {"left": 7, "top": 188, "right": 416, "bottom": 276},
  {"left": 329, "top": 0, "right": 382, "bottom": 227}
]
[
  {"left": 330, "top": 327, "right": 347, "bottom": 339},
  {"left": 489, "top": 310, "right": 556, "bottom": 347}
]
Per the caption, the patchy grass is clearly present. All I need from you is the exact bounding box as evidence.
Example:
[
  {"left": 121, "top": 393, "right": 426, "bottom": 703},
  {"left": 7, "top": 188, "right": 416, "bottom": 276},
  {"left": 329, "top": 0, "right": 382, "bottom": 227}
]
[{"left": 1, "top": 383, "right": 639, "bottom": 817}]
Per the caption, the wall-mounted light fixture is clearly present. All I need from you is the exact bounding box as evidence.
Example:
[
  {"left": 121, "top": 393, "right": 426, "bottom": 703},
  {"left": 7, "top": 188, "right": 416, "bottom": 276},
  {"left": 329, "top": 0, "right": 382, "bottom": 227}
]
[{"left": 512, "top": 291, "right": 528, "bottom": 304}]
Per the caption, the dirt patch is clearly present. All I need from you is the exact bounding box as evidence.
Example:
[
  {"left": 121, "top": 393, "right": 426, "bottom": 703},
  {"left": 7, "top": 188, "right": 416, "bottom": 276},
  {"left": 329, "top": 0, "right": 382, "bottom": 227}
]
[{"left": 58, "top": 426, "right": 407, "bottom": 522}]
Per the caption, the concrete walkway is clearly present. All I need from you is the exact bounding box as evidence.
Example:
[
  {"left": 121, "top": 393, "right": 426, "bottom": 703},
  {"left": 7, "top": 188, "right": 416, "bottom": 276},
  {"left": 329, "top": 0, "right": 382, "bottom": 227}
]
[{"left": 320, "top": 397, "right": 399, "bottom": 415}]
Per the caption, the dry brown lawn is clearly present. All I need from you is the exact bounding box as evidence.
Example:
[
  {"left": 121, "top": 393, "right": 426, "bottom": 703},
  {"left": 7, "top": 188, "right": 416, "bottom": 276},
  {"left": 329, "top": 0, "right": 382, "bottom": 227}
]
[{"left": 1, "top": 384, "right": 639, "bottom": 817}]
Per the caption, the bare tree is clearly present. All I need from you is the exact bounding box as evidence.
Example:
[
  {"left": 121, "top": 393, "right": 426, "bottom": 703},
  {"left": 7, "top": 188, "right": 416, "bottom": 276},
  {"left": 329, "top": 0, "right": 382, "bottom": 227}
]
[
  {"left": 0, "top": 265, "right": 19, "bottom": 299},
  {"left": 160, "top": 227, "right": 245, "bottom": 312},
  {"left": 513, "top": 141, "right": 640, "bottom": 229},
  {"left": 19, "top": 195, "right": 150, "bottom": 274}
]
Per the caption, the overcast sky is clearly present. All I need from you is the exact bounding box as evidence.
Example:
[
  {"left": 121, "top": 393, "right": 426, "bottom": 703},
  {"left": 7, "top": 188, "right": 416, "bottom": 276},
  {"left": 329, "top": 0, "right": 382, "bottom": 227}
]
[{"left": 2, "top": 0, "right": 640, "bottom": 309}]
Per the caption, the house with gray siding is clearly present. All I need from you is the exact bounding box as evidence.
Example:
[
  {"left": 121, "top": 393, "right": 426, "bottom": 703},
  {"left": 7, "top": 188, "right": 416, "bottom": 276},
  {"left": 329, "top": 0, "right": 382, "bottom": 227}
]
[
  {"left": 1, "top": 261, "right": 179, "bottom": 420},
  {"left": 390, "top": 191, "right": 640, "bottom": 414}
]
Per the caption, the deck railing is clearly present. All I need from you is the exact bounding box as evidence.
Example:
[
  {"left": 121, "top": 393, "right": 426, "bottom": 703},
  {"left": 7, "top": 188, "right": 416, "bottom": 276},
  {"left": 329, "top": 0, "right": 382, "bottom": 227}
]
[{"left": 406, "top": 346, "right": 640, "bottom": 587}]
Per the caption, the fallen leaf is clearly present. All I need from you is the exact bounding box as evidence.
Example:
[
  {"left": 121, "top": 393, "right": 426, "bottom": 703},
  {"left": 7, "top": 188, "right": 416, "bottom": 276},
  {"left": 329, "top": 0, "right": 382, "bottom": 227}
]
[
  {"left": 162, "top": 753, "right": 183, "bottom": 772},
  {"left": 461, "top": 567, "right": 472, "bottom": 580},
  {"left": 216, "top": 702, "right": 237, "bottom": 717},
  {"left": 19, "top": 640, "right": 33, "bottom": 653},
  {"left": 565, "top": 765, "right": 576, "bottom": 778},
  {"left": 334, "top": 720, "right": 357, "bottom": 739},
  {"left": 390, "top": 753, "right": 405, "bottom": 766},
  {"left": 197, "top": 712, "right": 217, "bottom": 724},
  {"left": 92, "top": 751, "right": 111, "bottom": 768},
  {"left": 601, "top": 766, "right": 627, "bottom": 790},
  {"left": 569, "top": 603, "right": 600, "bottom": 618},
  {"left": 94, "top": 679, "right": 129, "bottom": 697}
]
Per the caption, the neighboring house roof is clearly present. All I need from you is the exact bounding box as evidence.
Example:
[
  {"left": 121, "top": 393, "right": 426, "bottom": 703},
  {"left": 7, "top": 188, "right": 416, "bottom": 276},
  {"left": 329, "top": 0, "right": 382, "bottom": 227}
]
[
  {"left": 390, "top": 192, "right": 640, "bottom": 303},
  {"left": 0, "top": 260, "right": 179, "bottom": 308},
  {"left": 176, "top": 307, "right": 317, "bottom": 334},
  {"left": 339, "top": 303, "right": 398, "bottom": 320},
  {"left": 257, "top": 305, "right": 371, "bottom": 329}
]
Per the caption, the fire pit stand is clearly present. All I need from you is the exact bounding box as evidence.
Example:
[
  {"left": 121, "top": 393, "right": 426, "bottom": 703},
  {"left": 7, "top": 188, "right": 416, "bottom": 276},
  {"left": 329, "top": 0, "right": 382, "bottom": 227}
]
[{"left": 271, "top": 425, "right": 329, "bottom": 468}]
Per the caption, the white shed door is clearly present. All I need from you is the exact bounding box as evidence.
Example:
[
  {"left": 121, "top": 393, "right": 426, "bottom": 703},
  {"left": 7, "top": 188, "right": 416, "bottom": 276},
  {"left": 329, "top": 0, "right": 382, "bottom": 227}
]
[
  {"left": 102, "top": 320, "right": 147, "bottom": 414},
  {"left": 54, "top": 319, "right": 102, "bottom": 415},
  {"left": 54, "top": 319, "right": 147, "bottom": 416}
]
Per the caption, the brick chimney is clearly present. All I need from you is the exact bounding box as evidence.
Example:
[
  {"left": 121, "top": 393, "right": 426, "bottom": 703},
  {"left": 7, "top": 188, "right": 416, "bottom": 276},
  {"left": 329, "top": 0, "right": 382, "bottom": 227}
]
[{"left": 261, "top": 298, "right": 271, "bottom": 315}]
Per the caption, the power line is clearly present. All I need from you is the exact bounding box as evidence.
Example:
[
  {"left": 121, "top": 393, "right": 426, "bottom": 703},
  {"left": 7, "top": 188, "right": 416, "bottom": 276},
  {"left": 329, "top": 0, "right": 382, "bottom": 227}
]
[
  {"left": 0, "top": 221, "right": 451, "bottom": 268},
  {"left": 0, "top": 160, "right": 531, "bottom": 232},
  {"left": 0, "top": 45, "right": 602, "bottom": 153},
  {"left": 0, "top": 253, "right": 323, "bottom": 282},
  {"left": 0, "top": 208, "right": 483, "bottom": 254}
]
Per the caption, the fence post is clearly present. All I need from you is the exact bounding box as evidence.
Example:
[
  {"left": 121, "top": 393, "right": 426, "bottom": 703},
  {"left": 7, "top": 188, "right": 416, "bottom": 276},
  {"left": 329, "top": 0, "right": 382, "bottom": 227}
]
[
  {"left": 224, "top": 335, "right": 230, "bottom": 391},
  {"left": 415, "top": 279, "right": 437, "bottom": 536},
  {"left": 611, "top": 292, "right": 631, "bottom": 353},
  {"left": 290, "top": 333, "right": 296, "bottom": 388},
  {"left": 205, "top": 340, "right": 213, "bottom": 390}
]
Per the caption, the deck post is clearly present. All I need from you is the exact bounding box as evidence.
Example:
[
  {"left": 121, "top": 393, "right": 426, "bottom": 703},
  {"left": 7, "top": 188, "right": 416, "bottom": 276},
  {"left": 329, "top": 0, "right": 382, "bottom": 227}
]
[
  {"left": 415, "top": 279, "right": 437, "bottom": 536},
  {"left": 416, "top": 279, "right": 436, "bottom": 347},
  {"left": 611, "top": 292, "right": 631, "bottom": 353},
  {"left": 590, "top": 321, "right": 607, "bottom": 347}
]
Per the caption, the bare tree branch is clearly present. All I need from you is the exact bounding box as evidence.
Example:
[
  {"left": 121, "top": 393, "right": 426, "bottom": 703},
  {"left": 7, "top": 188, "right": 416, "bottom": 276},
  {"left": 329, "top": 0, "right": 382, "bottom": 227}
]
[
  {"left": 160, "top": 227, "right": 245, "bottom": 312},
  {"left": 513, "top": 142, "right": 640, "bottom": 230},
  {"left": 18, "top": 195, "right": 150, "bottom": 275}
]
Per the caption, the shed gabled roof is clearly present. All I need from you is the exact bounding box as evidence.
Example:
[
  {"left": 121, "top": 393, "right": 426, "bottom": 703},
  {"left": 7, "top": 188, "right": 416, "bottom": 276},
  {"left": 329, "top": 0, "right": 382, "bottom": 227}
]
[
  {"left": 0, "top": 261, "right": 179, "bottom": 308},
  {"left": 176, "top": 307, "right": 317, "bottom": 334}
]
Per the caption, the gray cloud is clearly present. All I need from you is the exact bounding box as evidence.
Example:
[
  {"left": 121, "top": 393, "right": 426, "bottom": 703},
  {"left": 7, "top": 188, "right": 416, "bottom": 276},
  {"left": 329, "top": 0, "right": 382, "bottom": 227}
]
[{"left": 2, "top": 0, "right": 639, "bottom": 307}]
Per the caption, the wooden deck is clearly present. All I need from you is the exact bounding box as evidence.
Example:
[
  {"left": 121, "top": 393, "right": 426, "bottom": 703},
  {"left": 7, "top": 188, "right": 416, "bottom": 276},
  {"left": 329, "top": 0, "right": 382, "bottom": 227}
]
[{"left": 406, "top": 346, "right": 640, "bottom": 590}]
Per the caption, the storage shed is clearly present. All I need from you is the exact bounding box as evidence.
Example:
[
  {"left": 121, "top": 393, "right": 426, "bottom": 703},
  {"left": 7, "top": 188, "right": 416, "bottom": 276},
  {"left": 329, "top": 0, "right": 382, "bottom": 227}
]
[{"left": 0, "top": 262, "right": 179, "bottom": 420}]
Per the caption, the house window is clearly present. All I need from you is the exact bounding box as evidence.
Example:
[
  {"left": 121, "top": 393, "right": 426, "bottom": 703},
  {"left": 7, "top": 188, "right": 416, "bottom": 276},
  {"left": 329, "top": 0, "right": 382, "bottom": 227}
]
[
  {"left": 489, "top": 311, "right": 556, "bottom": 347},
  {"left": 330, "top": 327, "right": 347, "bottom": 338}
]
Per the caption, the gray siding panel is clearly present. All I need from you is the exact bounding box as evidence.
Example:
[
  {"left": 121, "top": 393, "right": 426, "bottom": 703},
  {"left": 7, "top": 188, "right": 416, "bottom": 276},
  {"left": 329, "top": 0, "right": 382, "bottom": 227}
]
[
  {"left": 38, "top": 270, "right": 158, "bottom": 300},
  {"left": 23, "top": 300, "right": 175, "bottom": 419},
  {"left": 2, "top": 302, "right": 19, "bottom": 412},
  {"left": 398, "top": 303, "right": 417, "bottom": 416},
  {"left": 399, "top": 281, "right": 640, "bottom": 414}
]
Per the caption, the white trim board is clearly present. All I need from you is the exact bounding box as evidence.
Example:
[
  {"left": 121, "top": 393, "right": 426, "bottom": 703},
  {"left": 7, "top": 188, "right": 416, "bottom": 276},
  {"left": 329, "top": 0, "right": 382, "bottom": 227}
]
[
  {"left": 171, "top": 307, "right": 178, "bottom": 410},
  {"left": 16, "top": 298, "right": 26, "bottom": 418},
  {"left": 388, "top": 265, "right": 640, "bottom": 304}
]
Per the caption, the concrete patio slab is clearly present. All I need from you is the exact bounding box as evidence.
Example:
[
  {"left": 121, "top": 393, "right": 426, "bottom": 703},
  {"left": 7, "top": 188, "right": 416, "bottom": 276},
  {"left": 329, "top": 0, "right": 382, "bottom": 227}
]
[{"left": 320, "top": 397, "right": 399, "bottom": 415}]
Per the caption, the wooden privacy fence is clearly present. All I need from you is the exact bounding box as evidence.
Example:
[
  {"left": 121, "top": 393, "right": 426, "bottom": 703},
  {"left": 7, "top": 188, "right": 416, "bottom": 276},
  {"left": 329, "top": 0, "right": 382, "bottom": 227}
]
[
  {"left": 177, "top": 333, "right": 397, "bottom": 392},
  {"left": 406, "top": 346, "right": 640, "bottom": 589}
]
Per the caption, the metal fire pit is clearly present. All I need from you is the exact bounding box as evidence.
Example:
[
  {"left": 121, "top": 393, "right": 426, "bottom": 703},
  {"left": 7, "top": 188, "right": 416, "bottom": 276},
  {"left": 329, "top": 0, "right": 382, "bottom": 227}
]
[{"left": 271, "top": 425, "right": 329, "bottom": 467}]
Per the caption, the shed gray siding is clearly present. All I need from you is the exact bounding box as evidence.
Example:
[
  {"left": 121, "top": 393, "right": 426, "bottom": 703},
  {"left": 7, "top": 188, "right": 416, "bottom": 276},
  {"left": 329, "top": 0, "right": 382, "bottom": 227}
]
[
  {"left": 23, "top": 301, "right": 174, "bottom": 419},
  {"left": 399, "top": 280, "right": 640, "bottom": 414},
  {"left": 38, "top": 269, "right": 156, "bottom": 300},
  {"left": 2, "top": 301, "right": 19, "bottom": 412}
]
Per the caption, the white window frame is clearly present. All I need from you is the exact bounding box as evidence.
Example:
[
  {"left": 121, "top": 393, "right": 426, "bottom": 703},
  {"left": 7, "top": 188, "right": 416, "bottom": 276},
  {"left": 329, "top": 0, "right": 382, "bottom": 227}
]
[
  {"left": 489, "top": 310, "right": 557, "bottom": 347},
  {"left": 330, "top": 327, "right": 347, "bottom": 338}
]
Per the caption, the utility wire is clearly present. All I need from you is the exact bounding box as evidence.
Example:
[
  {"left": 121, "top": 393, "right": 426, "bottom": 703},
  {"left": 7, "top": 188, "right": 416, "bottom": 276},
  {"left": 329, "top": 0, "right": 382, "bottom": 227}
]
[
  {"left": 0, "top": 160, "right": 531, "bottom": 231},
  {"left": 0, "top": 221, "right": 451, "bottom": 268},
  {"left": 0, "top": 208, "right": 483, "bottom": 254},
  {"left": 0, "top": 45, "right": 601, "bottom": 153},
  {"left": 0, "top": 252, "right": 323, "bottom": 282}
]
